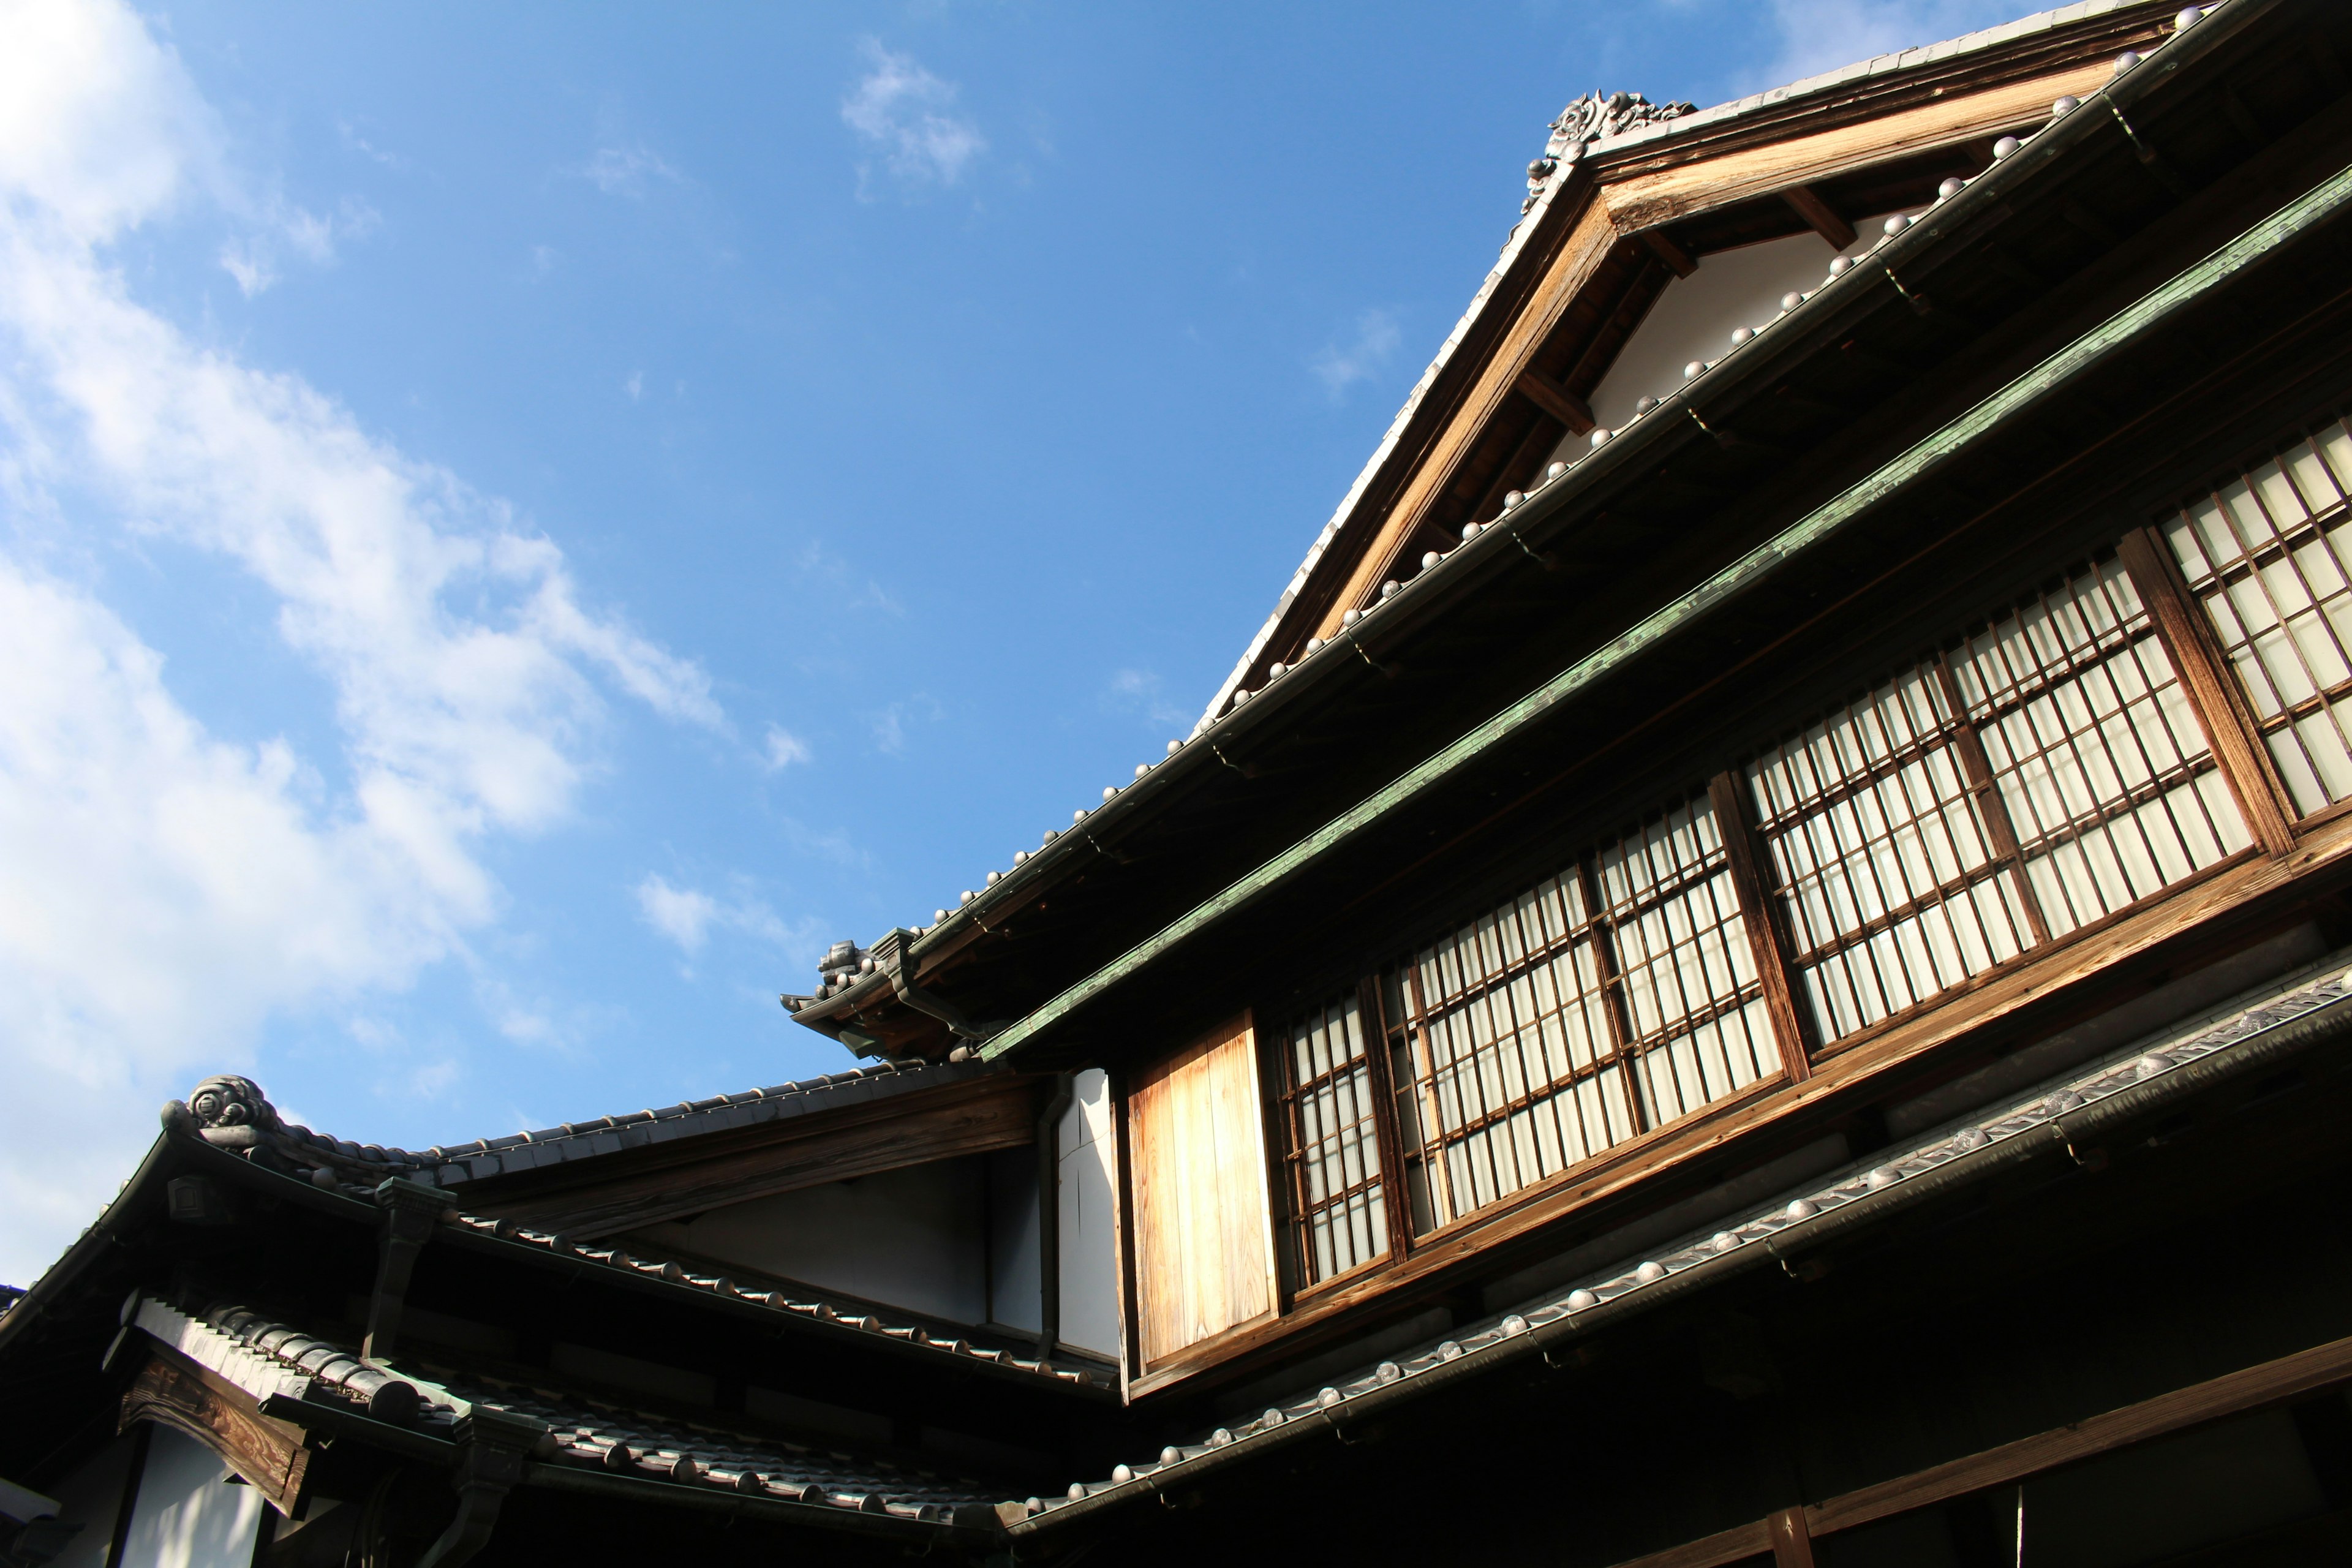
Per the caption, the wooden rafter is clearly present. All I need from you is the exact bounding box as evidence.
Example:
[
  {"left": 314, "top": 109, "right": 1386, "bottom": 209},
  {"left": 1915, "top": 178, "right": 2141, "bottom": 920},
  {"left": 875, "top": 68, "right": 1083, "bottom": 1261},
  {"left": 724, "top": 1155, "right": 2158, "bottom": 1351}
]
[{"left": 1780, "top": 183, "right": 1856, "bottom": 250}]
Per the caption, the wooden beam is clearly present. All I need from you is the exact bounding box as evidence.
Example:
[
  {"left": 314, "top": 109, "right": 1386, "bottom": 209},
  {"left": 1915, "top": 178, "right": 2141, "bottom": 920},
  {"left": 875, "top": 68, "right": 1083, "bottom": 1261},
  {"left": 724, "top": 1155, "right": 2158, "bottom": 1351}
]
[
  {"left": 1515, "top": 370, "right": 1596, "bottom": 436},
  {"left": 465, "top": 1076, "right": 1041, "bottom": 1239},
  {"left": 121, "top": 1350, "right": 311, "bottom": 1517},
  {"left": 1604, "top": 62, "right": 2109, "bottom": 232},
  {"left": 1607, "top": 1330, "right": 2352, "bottom": 1566},
  {"left": 1709, "top": 772, "right": 1813, "bottom": 1082},
  {"left": 1313, "top": 196, "right": 1622, "bottom": 639},
  {"left": 1768, "top": 1507, "right": 1817, "bottom": 1568},
  {"left": 1780, "top": 184, "right": 1856, "bottom": 251},
  {"left": 1641, "top": 228, "right": 1698, "bottom": 279}
]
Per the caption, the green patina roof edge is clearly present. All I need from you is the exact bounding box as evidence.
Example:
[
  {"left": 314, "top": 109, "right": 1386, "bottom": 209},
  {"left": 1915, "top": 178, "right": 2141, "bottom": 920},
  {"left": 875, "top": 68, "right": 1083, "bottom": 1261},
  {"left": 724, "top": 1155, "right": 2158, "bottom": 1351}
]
[{"left": 982, "top": 156, "right": 2352, "bottom": 1065}]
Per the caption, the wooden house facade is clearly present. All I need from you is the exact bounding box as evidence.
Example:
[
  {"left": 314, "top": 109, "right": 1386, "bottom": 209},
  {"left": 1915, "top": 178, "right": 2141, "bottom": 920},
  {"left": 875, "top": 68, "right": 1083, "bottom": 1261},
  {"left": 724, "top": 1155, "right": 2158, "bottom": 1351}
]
[{"left": 10, "top": 1, "right": 2352, "bottom": 1562}]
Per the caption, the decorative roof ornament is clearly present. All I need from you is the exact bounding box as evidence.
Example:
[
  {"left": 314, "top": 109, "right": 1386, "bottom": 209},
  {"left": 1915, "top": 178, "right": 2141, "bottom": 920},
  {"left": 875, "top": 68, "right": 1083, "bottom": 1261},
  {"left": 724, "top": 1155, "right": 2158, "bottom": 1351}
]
[{"left": 1523, "top": 89, "right": 1695, "bottom": 213}]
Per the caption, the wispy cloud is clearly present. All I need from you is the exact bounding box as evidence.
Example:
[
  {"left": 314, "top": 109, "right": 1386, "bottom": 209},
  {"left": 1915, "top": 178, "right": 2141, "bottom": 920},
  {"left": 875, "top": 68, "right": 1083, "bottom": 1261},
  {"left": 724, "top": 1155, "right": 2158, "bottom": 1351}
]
[
  {"left": 579, "top": 143, "right": 683, "bottom": 199},
  {"left": 1751, "top": 1, "right": 2022, "bottom": 86},
  {"left": 795, "top": 540, "right": 902, "bottom": 616},
  {"left": 0, "top": 0, "right": 722, "bottom": 1281},
  {"left": 218, "top": 195, "right": 378, "bottom": 297},
  {"left": 1311, "top": 308, "right": 1401, "bottom": 399},
  {"left": 762, "top": 724, "right": 812, "bottom": 771},
  {"left": 633, "top": 873, "right": 819, "bottom": 965},
  {"left": 624, "top": 370, "right": 643, "bottom": 402},
  {"left": 841, "top": 40, "right": 986, "bottom": 194},
  {"left": 1103, "top": 668, "right": 1189, "bottom": 731},
  {"left": 868, "top": 695, "right": 943, "bottom": 756}
]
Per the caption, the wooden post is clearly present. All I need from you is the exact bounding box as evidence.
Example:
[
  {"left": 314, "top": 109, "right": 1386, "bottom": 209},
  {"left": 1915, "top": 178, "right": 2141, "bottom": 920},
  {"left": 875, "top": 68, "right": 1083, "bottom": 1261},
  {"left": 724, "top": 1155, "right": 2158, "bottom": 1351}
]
[
  {"left": 1768, "top": 1506, "right": 1819, "bottom": 1568},
  {"left": 2117, "top": 527, "right": 2298, "bottom": 857},
  {"left": 1709, "top": 772, "right": 1815, "bottom": 1083}
]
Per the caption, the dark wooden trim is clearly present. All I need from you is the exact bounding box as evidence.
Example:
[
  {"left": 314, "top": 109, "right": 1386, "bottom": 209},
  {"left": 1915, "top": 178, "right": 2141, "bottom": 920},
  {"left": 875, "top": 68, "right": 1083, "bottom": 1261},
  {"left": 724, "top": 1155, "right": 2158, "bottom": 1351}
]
[
  {"left": 1780, "top": 184, "right": 1856, "bottom": 250},
  {"left": 1709, "top": 771, "right": 1814, "bottom": 1080},
  {"left": 1358, "top": 973, "right": 1419, "bottom": 1272},
  {"left": 1112, "top": 1065, "right": 1142, "bottom": 1396},
  {"left": 119, "top": 1348, "right": 311, "bottom": 1517},
  {"left": 1607, "top": 1328, "right": 2352, "bottom": 1567},
  {"left": 1929, "top": 654, "right": 2056, "bottom": 946},
  {"left": 464, "top": 1074, "right": 1040, "bottom": 1240},
  {"left": 2117, "top": 526, "right": 2299, "bottom": 856},
  {"left": 1640, "top": 228, "right": 1699, "bottom": 279}
]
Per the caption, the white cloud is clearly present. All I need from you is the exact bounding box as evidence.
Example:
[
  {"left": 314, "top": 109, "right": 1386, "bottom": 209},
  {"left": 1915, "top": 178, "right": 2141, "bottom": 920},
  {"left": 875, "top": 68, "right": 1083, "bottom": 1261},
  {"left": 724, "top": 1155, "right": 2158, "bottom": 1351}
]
[
  {"left": 580, "top": 143, "right": 682, "bottom": 199},
  {"left": 635, "top": 873, "right": 720, "bottom": 954},
  {"left": 763, "top": 724, "right": 812, "bottom": 771},
  {"left": 1311, "top": 308, "right": 1401, "bottom": 399},
  {"left": 624, "top": 369, "right": 643, "bottom": 401},
  {"left": 1753, "top": 1, "right": 2022, "bottom": 86},
  {"left": 841, "top": 41, "right": 986, "bottom": 192},
  {"left": 633, "top": 873, "right": 817, "bottom": 963},
  {"left": 0, "top": 0, "right": 723, "bottom": 1283}
]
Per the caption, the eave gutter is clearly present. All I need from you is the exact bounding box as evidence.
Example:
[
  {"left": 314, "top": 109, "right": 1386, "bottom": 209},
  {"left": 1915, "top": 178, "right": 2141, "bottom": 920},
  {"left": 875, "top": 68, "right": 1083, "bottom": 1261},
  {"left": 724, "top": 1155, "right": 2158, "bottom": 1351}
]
[{"left": 983, "top": 116, "right": 2348, "bottom": 1065}]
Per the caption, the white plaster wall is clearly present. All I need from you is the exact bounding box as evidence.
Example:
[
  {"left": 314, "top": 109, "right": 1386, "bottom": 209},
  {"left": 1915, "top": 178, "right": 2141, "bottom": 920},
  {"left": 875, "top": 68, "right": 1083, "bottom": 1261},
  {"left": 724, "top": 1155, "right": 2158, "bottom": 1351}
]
[
  {"left": 114, "top": 1427, "right": 264, "bottom": 1568},
  {"left": 42, "top": 1431, "right": 137, "bottom": 1568},
  {"left": 637, "top": 1155, "right": 989, "bottom": 1325},
  {"left": 1055, "top": 1068, "right": 1122, "bottom": 1361},
  {"left": 1564, "top": 213, "right": 1911, "bottom": 453},
  {"left": 986, "top": 1143, "right": 1043, "bottom": 1333}
]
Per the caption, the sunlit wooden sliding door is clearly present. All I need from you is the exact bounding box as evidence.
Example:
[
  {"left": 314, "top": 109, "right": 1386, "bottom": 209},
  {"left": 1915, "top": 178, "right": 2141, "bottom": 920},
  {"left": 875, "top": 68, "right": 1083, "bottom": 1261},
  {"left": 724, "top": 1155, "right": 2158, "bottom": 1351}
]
[{"left": 1127, "top": 1014, "right": 1278, "bottom": 1367}]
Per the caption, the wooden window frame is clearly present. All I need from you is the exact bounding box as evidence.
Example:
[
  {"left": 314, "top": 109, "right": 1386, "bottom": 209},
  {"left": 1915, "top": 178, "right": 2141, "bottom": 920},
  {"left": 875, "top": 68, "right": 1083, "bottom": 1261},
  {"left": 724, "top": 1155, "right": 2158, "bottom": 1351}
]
[{"left": 1248, "top": 535, "right": 2299, "bottom": 1314}]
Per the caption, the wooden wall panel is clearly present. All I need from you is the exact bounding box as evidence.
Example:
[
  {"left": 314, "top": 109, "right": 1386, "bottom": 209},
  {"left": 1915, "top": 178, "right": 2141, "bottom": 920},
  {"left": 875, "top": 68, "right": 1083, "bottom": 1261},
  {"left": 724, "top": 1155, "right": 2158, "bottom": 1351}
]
[{"left": 1128, "top": 1014, "right": 1277, "bottom": 1367}]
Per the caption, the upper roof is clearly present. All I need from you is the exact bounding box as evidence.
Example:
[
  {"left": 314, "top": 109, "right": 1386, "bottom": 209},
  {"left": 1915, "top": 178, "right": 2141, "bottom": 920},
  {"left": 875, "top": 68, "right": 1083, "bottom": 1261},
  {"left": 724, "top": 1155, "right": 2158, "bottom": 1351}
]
[{"left": 785, "top": 0, "right": 2195, "bottom": 1058}]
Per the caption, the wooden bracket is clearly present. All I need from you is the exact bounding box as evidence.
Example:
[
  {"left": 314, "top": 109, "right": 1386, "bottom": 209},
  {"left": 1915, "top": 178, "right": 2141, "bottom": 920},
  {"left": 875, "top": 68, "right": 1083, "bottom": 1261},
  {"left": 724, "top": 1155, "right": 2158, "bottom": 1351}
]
[
  {"left": 414, "top": 1408, "right": 545, "bottom": 1568},
  {"left": 364, "top": 1177, "right": 456, "bottom": 1360},
  {"left": 1515, "top": 370, "right": 1596, "bottom": 435},
  {"left": 1640, "top": 228, "right": 1698, "bottom": 279},
  {"left": 1781, "top": 184, "right": 1856, "bottom": 251}
]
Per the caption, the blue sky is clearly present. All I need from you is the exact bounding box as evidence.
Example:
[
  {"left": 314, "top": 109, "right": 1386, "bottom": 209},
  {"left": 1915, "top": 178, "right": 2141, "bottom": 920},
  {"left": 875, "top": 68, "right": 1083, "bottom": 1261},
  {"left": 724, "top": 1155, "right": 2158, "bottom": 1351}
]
[{"left": 0, "top": 0, "right": 2032, "bottom": 1281}]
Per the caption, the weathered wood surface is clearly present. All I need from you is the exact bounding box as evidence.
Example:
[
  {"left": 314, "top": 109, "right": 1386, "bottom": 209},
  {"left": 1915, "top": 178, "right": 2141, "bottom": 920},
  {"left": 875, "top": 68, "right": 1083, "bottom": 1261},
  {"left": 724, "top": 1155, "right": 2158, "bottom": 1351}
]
[
  {"left": 1780, "top": 183, "right": 1856, "bottom": 250},
  {"left": 1128, "top": 1015, "right": 1277, "bottom": 1367},
  {"left": 120, "top": 1349, "right": 310, "bottom": 1515},
  {"left": 1602, "top": 63, "right": 2110, "bottom": 233},
  {"left": 466, "top": 1075, "right": 1039, "bottom": 1240}
]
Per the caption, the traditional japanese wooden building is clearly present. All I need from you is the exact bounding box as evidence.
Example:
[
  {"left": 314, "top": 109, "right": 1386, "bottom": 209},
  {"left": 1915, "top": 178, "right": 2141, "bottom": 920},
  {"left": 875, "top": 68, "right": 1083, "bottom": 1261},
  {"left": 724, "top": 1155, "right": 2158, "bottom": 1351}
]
[{"left": 11, "top": 1, "right": 2352, "bottom": 1562}]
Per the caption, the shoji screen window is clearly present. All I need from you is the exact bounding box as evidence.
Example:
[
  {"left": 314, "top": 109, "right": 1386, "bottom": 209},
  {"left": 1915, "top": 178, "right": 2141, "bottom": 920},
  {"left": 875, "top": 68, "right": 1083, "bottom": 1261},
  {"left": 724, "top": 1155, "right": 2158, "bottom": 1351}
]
[
  {"left": 2160, "top": 415, "right": 2352, "bottom": 815},
  {"left": 1273, "top": 995, "right": 1390, "bottom": 1288},
  {"left": 1746, "top": 557, "right": 2250, "bottom": 1042},
  {"left": 1379, "top": 797, "right": 1776, "bottom": 1236}
]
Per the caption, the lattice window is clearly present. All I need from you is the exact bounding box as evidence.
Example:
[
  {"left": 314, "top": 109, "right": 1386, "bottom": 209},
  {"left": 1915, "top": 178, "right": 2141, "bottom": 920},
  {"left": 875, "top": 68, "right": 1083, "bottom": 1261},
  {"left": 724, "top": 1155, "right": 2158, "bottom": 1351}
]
[
  {"left": 2161, "top": 415, "right": 2352, "bottom": 815},
  {"left": 1748, "top": 557, "right": 2248, "bottom": 1041},
  {"left": 1380, "top": 797, "right": 1776, "bottom": 1235},
  {"left": 1274, "top": 995, "right": 1389, "bottom": 1287}
]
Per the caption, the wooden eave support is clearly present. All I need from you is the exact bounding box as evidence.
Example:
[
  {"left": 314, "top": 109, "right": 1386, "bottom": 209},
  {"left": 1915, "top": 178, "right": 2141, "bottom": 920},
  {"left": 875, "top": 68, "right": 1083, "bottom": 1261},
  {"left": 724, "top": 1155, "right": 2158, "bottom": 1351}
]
[
  {"left": 364, "top": 1176, "right": 456, "bottom": 1360},
  {"left": 1781, "top": 183, "right": 1856, "bottom": 251},
  {"left": 1640, "top": 228, "right": 1698, "bottom": 279},
  {"left": 1513, "top": 369, "right": 1594, "bottom": 435},
  {"left": 119, "top": 1349, "right": 311, "bottom": 1515}
]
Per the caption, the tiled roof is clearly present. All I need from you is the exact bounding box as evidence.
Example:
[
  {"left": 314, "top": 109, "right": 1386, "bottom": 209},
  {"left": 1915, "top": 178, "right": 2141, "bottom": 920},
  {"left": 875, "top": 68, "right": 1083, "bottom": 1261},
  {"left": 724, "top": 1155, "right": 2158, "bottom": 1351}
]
[
  {"left": 159, "top": 1066, "right": 1108, "bottom": 1390},
  {"left": 127, "top": 1298, "right": 1018, "bottom": 1531},
  {"left": 1015, "top": 951, "right": 2352, "bottom": 1531},
  {"left": 1204, "top": 0, "right": 2184, "bottom": 728}
]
